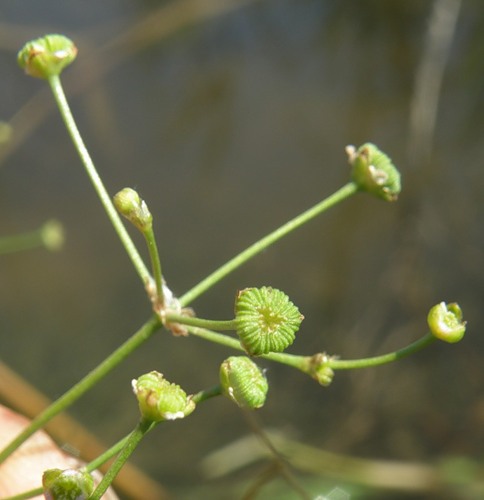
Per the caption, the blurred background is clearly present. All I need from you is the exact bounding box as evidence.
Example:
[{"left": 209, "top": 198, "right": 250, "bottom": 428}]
[{"left": 0, "top": 0, "right": 483, "bottom": 498}]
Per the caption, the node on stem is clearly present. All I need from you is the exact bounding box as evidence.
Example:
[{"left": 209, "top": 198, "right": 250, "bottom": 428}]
[{"left": 308, "top": 353, "right": 335, "bottom": 387}]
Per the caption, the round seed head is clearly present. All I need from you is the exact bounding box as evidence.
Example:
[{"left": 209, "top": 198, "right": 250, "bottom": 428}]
[
  {"left": 427, "top": 302, "right": 466, "bottom": 343},
  {"left": 347, "top": 143, "right": 401, "bottom": 201},
  {"left": 17, "top": 34, "right": 77, "bottom": 79},
  {"left": 235, "top": 287, "right": 303, "bottom": 355},
  {"left": 132, "top": 371, "right": 195, "bottom": 422},
  {"left": 42, "top": 468, "right": 94, "bottom": 500}
]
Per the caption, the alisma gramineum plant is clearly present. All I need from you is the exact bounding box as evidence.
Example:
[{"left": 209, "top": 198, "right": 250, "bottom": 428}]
[{"left": 0, "top": 34, "right": 467, "bottom": 498}]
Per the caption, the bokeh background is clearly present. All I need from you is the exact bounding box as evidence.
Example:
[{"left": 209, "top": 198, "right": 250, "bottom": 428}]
[{"left": 0, "top": 0, "right": 483, "bottom": 498}]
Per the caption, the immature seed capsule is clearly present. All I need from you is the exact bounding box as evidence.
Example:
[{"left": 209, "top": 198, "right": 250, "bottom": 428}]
[
  {"left": 308, "top": 352, "right": 335, "bottom": 387},
  {"left": 132, "top": 371, "right": 195, "bottom": 422},
  {"left": 235, "top": 287, "right": 304, "bottom": 356},
  {"left": 220, "top": 356, "right": 268, "bottom": 409},
  {"left": 113, "top": 187, "right": 153, "bottom": 233},
  {"left": 346, "top": 143, "right": 401, "bottom": 201},
  {"left": 17, "top": 34, "right": 77, "bottom": 79},
  {"left": 427, "top": 302, "right": 466, "bottom": 343},
  {"left": 42, "top": 468, "right": 94, "bottom": 500}
]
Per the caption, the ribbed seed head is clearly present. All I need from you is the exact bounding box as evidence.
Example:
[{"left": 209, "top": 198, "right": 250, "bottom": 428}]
[
  {"left": 220, "top": 356, "right": 268, "bottom": 409},
  {"left": 347, "top": 143, "right": 401, "bottom": 201},
  {"left": 17, "top": 34, "right": 77, "bottom": 79},
  {"left": 132, "top": 371, "right": 195, "bottom": 422},
  {"left": 235, "top": 287, "right": 303, "bottom": 355},
  {"left": 42, "top": 468, "right": 94, "bottom": 500}
]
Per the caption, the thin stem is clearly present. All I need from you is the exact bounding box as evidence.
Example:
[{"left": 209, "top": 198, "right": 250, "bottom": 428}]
[
  {"left": 84, "top": 434, "right": 132, "bottom": 474},
  {"left": 0, "top": 315, "right": 161, "bottom": 464},
  {"left": 90, "top": 384, "right": 222, "bottom": 497},
  {"left": 0, "top": 220, "right": 62, "bottom": 254},
  {"left": 90, "top": 419, "right": 153, "bottom": 500},
  {"left": 179, "top": 182, "right": 359, "bottom": 306},
  {"left": 3, "top": 488, "right": 43, "bottom": 500},
  {"left": 47, "top": 74, "right": 151, "bottom": 285},
  {"left": 165, "top": 312, "right": 236, "bottom": 332},
  {"left": 191, "top": 385, "right": 223, "bottom": 404},
  {"left": 185, "top": 325, "right": 308, "bottom": 370},
  {"left": 0, "top": 228, "right": 44, "bottom": 254},
  {"left": 328, "top": 333, "right": 437, "bottom": 370},
  {"left": 143, "top": 226, "right": 164, "bottom": 306},
  {"left": 186, "top": 326, "right": 437, "bottom": 377}
]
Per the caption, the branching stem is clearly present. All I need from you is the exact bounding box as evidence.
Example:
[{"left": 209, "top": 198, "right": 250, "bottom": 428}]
[{"left": 0, "top": 315, "right": 161, "bottom": 465}]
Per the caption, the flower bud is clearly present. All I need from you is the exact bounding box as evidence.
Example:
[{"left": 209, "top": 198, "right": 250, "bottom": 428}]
[
  {"left": 42, "top": 468, "right": 94, "bottom": 500},
  {"left": 346, "top": 143, "right": 401, "bottom": 201},
  {"left": 114, "top": 187, "right": 153, "bottom": 232},
  {"left": 427, "top": 302, "right": 466, "bottom": 343},
  {"left": 308, "top": 353, "right": 334, "bottom": 387},
  {"left": 132, "top": 371, "right": 195, "bottom": 422},
  {"left": 235, "top": 287, "right": 304, "bottom": 356},
  {"left": 17, "top": 34, "right": 77, "bottom": 79},
  {"left": 314, "top": 365, "right": 334, "bottom": 387},
  {"left": 220, "top": 356, "right": 268, "bottom": 409}
]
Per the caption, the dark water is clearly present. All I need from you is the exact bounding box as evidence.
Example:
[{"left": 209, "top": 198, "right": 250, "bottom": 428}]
[{"left": 0, "top": 1, "right": 483, "bottom": 498}]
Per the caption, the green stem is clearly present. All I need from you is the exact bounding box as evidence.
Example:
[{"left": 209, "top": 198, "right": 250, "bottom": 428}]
[
  {"left": 90, "top": 419, "right": 153, "bottom": 500},
  {"left": 143, "top": 226, "right": 164, "bottom": 306},
  {"left": 165, "top": 313, "right": 236, "bottom": 332},
  {"left": 3, "top": 488, "right": 43, "bottom": 500},
  {"left": 185, "top": 325, "right": 308, "bottom": 370},
  {"left": 84, "top": 434, "right": 132, "bottom": 474},
  {"left": 179, "top": 182, "right": 359, "bottom": 306},
  {"left": 90, "top": 385, "right": 222, "bottom": 497},
  {"left": 0, "top": 228, "right": 44, "bottom": 254},
  {"left": 0, "top": 220, "right": 61, "bottom": 254},
  {"left": 0, "top": 315, "right": 161, "bottom": 465},
  {"left": 186, "top": 326, "right": 437, "bottom": 377},
  {"left": 2, "top": 435, "right": 133, "bottom": 500},
  {"left": 328, "top": 332, "right": 437, "bottom": 370},
  {"left": 47, "top": 74, "right": 151, "bottom": 285},
  {"left": 191, "top": 385, "right": 223, "bottom": 404}
]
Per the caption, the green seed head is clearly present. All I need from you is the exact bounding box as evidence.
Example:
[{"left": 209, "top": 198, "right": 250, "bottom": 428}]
[
  {"left": 132, "top": 371, "right": 195, "bottom": 422},
  {"left": 235, "top": 287, "right": 304, "bottom": 356},
  {"left": 42, "top": 468, "right": 94, "bottom": 500},
  {"left": 113, "top": 187, "right": 153, "bottom": 233},
  {"left": 220, "top": 356, "right": 268, "bottom": 409},
  {"left": 347, "top": 143, "right": 401, "bottom": 201},
  {"left": 17, "top": 34, "right": 77, "bottom": 79},
  {"left": 427, "top": 302, "right": 466, "bottom": 343}
]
